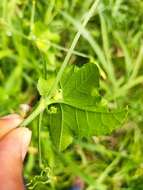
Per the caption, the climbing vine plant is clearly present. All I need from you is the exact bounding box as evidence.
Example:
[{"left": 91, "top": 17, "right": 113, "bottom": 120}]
[{"left": 22, "top": 0, "right": 127, "bottom": 152}]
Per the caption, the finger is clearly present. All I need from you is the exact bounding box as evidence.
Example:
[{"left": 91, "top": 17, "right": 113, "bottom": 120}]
[
  {"left": 0, "top": 114, "right": 23, "bottom": 139},
  {"left": 0, "top": 127, "right": 32, "bottom": 162},
  {"left": 0, "top": 127, "right": 31, "bottom": 190}
]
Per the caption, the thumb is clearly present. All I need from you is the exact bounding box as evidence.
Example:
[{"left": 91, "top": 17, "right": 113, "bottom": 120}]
[
  {"left": 0, "top": 114, "right": 23, "bottom": 138},
  {"left": 0, "top": 127, "right": 31, "bottom": 190}
]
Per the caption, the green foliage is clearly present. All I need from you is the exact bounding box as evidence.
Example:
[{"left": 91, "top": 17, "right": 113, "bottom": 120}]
[
  {"left": 47, "top": 63, "right": 126, "bottom": 150},
  {"left": 0, "top": 0, "right": 143, "bottom": 189}
]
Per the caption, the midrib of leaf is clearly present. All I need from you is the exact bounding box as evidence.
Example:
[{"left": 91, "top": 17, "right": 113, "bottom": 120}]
[
  {"left": 101, "top": 113, "right": 112, "bottom": 133},
  {"left": 85, "top": 110, "right": 90, "bottom": 137},
  {"left": 75, "top": 108, "right": 80, "bottom": 136},
  {"left": 49, "top": 100, "right": 127, "bottom": 123},
  {"left": 47, "top": 99, "right": 127, "bottom": 114},
  {"left": 59, "top": 104, "right": 64, "bottom": 151}
]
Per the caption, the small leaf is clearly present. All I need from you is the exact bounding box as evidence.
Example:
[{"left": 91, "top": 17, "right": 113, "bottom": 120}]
[
  {"left": 37, "top": 77, "right": 55, "bottom": 96},
  {"left": 37, "top": 77, "right": 49, "bottom": 96}
]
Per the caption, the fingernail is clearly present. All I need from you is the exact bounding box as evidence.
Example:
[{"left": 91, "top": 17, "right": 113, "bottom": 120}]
[
  {"left": 0, "top": 114, "right": 23, "bottom": 130},
  {"left": 0, "top": 114, "right": 22, "bottom": 120},
  {"left": 21, "top": 128, "right": 32, "bottom": 160}
]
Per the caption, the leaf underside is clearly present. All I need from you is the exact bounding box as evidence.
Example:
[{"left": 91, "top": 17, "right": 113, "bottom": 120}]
[{"left": 47, "top": 63, "right": 127, "bottom": 151}]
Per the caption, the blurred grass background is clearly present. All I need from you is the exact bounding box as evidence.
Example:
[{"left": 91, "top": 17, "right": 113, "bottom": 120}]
[{"left": 0, "top": 0, "right": 143, "bottom": 189}]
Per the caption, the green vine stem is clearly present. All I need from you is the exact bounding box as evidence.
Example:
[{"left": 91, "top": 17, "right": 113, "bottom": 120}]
[
  {"left": 22, "top": 0, "right": 100, "bottom": 127},
  {"left": 38, "top": 111, "right": 44, "bottom": 168}
]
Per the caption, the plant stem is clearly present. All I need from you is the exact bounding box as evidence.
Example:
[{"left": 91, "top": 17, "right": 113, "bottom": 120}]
[
  {"left": 96, "top": 155, "right": 121, "bottom": 184},
  {"left": 113, "top": 31, "right": 132, "bottom": 77},
  {"left": 129, "top": 45, "right": 143, "bottom": 80},
  {"left": 99, "top": 13, "right": 116, "bottom": 87},
  {"left": 37, "top": 39, "right": 90, "bottom": 58},
  {"left": 38, "top": 111, "right": 43, "bottom": 168},
  {"left": 48, "top": 0, "right": 100, "bottom": 98},
  {"left": 29, "top": 0, "right": 35, "bottom": 37},
  {"left": 22, "top": 0, "right": 100, "bottom": 126},
  {"left": 22, "top": 98, "right": 47, "bottom": 126}
]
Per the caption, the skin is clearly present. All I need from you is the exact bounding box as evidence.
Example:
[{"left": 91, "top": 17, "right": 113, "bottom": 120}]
[{"left": 0, "top": 114, "right": 31, "bottom": 190}]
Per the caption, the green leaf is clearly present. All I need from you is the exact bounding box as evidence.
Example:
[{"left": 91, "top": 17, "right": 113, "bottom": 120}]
[
  {"left": 37, "top": 77, "right": 49, "bottom": 96},
  {"left": 37, "top": 77, "right": 55, "bottom": 96},
  {"left": 47, "top": 63, "right": 127, "bottom": 151},
  {"left": 61, "top": 63, "right": 101, "bottom": 108},
  {"left": 48, "top": 105, "right": 73, "bottom": 151}
]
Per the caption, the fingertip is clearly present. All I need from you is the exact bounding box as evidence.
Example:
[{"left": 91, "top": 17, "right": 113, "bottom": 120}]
[
  {"left": 3, "top": 127, "right": 32, "bottom": 161},
  {"left": 0, "top": 127, "right": 32, "bottom": 166},
  {"left": 0, "top": 114, "right": 23, "bottom": 138}
]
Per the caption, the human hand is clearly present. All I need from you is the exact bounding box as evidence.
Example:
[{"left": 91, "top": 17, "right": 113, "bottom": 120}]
[{"left": 0, "top": 114, "right": 31, "bottom": 190}]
